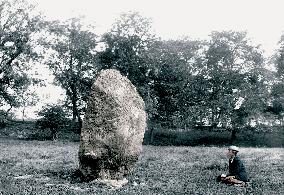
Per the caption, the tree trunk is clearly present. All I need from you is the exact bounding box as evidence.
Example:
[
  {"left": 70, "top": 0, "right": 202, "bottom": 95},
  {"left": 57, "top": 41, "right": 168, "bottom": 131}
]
[
  {"left": 51, "top": 127, "right": 58, "bottom": 141},
  {"left": 70, "top": 82, "right": 84, "bottom": 133},
  {"left": 149, "top": 126, "right": 155, "bottom": 144},
  {"left": 231, "top": 129, "right": 237, "bottom": 144},
  {"left": 5, "top": 105, "right": 13, "bottom": 116},
  {"left": 22, "top": 108, "right": 26, "bottom": 121},
  {"left": 71, "top": 91, "right": 77, "bottom": 122},
  {"left": 72, "top": 100, "right": 78, "bottom": 122},
  {"left": 77, "top": 114, "right": 83, "bottom": 132},
  {"left": 149, "top": 121, "right": 161, "bottom": 144},
  {"left": 69, "top": 56, "right": 78, "bottom": 122},
  {"left": 70, "top": 82, "right": 79, "bottom": 122}
]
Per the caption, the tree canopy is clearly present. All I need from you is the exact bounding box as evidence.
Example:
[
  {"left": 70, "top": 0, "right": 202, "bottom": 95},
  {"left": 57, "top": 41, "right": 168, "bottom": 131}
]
[
  {"left": 42, "top": 17, "right": 98, "bottom": 128},
  {"left": 0, "top": 0, "right": 43, "bottom": 109},
  {"left": 0, "top": 4, "right": 282, "bottom": 141}
]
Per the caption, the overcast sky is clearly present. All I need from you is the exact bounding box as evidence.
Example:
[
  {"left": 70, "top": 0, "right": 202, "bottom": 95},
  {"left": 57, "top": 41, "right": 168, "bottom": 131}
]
[{"left": 29, "top": 0, "right": 284, "bottom": 57}]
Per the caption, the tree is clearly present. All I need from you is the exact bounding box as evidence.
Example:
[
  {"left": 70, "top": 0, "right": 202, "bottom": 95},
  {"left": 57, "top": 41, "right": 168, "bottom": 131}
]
[
  {"left": 145, "top": 38, "right": 206, "bottom": 128},
  {"left": 0, "top": 109, "right": 15, "bottom": 127},
  {"left": 0, "top": 0, "right": 43, "bottom": 110},
  {"left": 99, "top": 12, "right": 157, "bottom": 89},
  {"left": 265, "top": 81, "right": 284, "bottom": 126},
  {"left": 36, "top": 104, "right": 70, "bottom": 140},
  {"left": 145, "top": 31, "right": 265, "bottom": 135},
  {"left": 42, "top": 17, "right": 98, "bottom": 130},
  {"left": 275, "top": 33, "right": 284, "bottom": 76},
  {"left": 17, "top": 88, "right": 39, "bottom": 121},
  {"left": 199, "top": 31, "right": 265, "bottom": 141},
  {"left": 98, "top": 12, "right": 159, "bottom": 143},
  {"left": 273, "top": 33, "right": 284, "bottom": 118},
  {"left": 260, "top": 33, "right": 284, "bottom": 127}
]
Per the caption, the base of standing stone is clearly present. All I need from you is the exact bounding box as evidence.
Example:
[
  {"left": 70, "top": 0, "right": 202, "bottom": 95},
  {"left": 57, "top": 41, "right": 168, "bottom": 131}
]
[
  {"left": 93, "top": 178, "right": 128, "bottom": 189},
  {"left": 79, "top": 154, "right": 135, "bottom": 180}
]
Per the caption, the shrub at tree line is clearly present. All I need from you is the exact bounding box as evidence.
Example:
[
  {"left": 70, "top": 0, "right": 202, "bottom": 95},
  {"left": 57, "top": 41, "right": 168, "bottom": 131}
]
[{"left": 36, "top": 105, "right": 70, "bottom": 140}]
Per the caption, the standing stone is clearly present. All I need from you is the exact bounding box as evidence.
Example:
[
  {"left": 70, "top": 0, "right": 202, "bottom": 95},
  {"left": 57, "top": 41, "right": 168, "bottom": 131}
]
[{"left": 78, "top": 69, "right": 147, "bottom": 181}]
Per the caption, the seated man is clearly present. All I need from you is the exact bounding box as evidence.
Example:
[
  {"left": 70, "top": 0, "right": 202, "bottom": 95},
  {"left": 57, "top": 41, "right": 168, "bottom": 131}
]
[{"left": 218, "top": 146, "right": 249, "bottom": 186}]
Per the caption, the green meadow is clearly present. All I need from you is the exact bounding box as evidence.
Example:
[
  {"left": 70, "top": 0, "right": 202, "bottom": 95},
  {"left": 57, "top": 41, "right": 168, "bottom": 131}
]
[{"left": 0, "top": 139, "right": 283, "bottom": 195}]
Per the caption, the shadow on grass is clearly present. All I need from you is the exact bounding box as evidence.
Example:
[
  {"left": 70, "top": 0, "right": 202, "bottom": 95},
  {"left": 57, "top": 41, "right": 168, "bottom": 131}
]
[{"left": 42, "top": 169, "right": 87, "bottom": 183}]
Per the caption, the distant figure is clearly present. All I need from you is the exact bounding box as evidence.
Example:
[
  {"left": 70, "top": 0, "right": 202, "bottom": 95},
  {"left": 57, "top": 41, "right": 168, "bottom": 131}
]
[{"left": 217, "top": 146, "right": 249, "bottom": 187}]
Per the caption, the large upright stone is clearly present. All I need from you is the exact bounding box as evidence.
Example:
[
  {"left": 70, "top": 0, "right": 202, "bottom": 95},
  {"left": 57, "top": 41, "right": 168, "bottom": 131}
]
[{"left": 78, "top": 69, "right": 147, "bottom": 180}]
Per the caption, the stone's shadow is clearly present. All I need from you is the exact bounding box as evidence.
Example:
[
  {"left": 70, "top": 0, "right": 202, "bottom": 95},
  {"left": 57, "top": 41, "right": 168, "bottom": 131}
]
[
  {"left": 43, "top": 169, "right": 88, "bottom": 183},
  {"left": 43, "top": 168, "right": 131, "bottom": 188},
  {"left": 43, "top": 168, "right": 128, "bottom": 183}
]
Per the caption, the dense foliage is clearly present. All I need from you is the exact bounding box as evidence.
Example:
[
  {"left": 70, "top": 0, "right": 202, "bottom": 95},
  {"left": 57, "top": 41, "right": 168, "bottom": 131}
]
[
  {"left": 1, "top": 1, "right": 284, "bottom": 142},
  {"left": 0, "top": 0, "right": 43, "bottom": 109}
]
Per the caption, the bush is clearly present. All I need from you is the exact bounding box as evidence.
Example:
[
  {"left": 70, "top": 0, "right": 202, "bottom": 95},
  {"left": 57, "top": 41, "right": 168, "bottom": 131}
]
[
  {"left": 0, "top": 110, "right": 15, "bottom": 128},
  {"left": 36, "top": 105, "right": 70, "bottom": 140}
]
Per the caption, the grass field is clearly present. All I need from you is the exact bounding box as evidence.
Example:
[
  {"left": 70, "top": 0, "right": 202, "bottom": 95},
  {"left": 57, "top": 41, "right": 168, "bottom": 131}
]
[{"left": 0, "top": 138, "right": 283, "bottom": 195}]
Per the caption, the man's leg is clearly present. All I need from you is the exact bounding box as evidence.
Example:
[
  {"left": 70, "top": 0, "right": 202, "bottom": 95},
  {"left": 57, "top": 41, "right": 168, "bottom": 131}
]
[{"left": 225, "top": 176, "right": 246, "bottom": 186}]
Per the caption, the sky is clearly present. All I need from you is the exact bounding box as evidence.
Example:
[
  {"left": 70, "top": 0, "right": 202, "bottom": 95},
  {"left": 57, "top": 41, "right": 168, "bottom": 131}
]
[{"left": 28, "top": 0, "right": 284, "bottom": 57}]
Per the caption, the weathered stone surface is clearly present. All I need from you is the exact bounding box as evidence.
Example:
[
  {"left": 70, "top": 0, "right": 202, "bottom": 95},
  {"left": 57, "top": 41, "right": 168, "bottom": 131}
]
[{"left": 78, "top": 69, "right": 147, "bottom": 180}]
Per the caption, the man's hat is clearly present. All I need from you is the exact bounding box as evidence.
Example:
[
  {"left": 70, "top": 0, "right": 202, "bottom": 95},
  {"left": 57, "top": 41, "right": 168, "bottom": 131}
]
[{"left": 228, "top": 145, "right": 239, "bottom": 152}]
